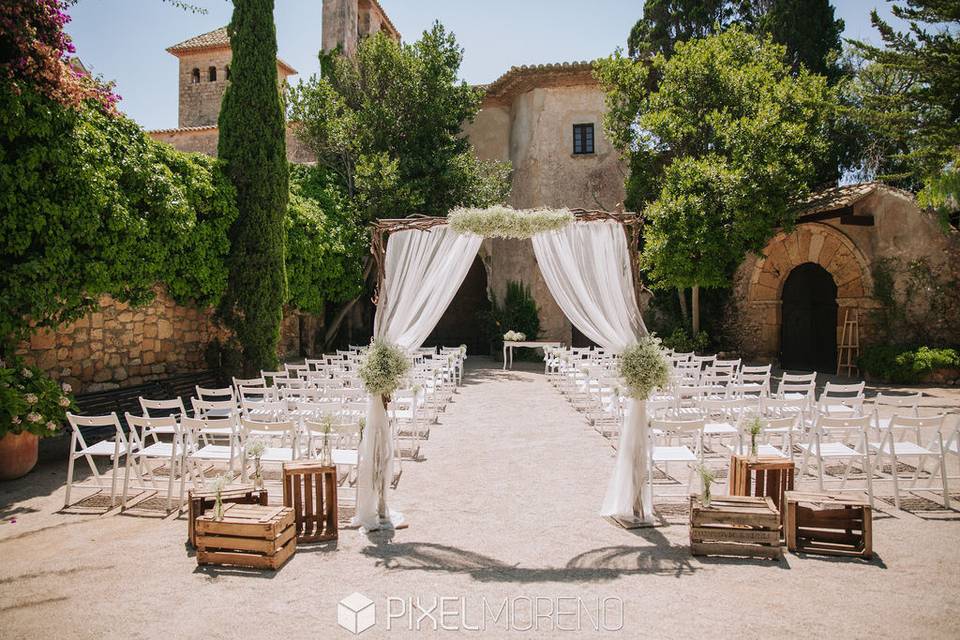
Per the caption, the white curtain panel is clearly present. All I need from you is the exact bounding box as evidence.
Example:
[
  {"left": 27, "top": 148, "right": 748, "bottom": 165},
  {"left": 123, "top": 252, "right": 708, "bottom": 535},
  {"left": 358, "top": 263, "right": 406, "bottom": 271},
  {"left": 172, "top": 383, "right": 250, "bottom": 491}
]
[
  {"left": 355, "top": 226, "right": 483, "bottom": 531},
  {"left": 531, "top": 220, "right": 654, "bottom": 524}
]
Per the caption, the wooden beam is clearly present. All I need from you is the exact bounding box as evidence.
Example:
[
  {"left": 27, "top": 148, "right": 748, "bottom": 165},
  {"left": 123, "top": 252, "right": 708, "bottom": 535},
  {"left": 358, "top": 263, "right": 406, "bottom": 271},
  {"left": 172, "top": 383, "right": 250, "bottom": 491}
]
[
  {"left": 797, "top": 205, "right": 854, "bottom": 223},
  {"left": 839, "top": 214, "right": 875, "bottom": 226}
]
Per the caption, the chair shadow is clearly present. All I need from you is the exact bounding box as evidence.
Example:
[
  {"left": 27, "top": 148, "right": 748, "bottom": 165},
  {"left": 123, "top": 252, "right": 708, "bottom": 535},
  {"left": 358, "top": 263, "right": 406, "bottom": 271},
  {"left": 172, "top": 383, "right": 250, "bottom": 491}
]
[{"left": 360, "top": 531, "right": 699, "bottom": 583}]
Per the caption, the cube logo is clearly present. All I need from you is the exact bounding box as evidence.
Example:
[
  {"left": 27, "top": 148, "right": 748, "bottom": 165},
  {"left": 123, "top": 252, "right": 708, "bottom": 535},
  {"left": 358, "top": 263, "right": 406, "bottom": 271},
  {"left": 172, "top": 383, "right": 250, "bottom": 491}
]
[{"left": 338, "top": 592, "right": 375, "bottom": 634}]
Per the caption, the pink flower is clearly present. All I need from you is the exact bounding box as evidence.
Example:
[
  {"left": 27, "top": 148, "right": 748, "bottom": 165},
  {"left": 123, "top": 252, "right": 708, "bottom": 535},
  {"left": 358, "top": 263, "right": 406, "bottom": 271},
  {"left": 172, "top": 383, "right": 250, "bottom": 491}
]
[
  {"left": 21, "top": 368, "right": 33, "bottom": 378},
  {"left": 11, "top": 416, "right": 21, "bottom": 425},
  {"left": 58, "top": 396, "right": 70, "bottom": 407},
  {"left": 26, "top": 413, "right": 41, "bottom": 423},
  {"left": 24, "top": 393, "right": 38, "bottom": 405},
  {"left": 61, "top": 382, "right": 72, "bottom": 393},
  {"left": 46, "top": 421, "right": 57, "bottom": 431}
]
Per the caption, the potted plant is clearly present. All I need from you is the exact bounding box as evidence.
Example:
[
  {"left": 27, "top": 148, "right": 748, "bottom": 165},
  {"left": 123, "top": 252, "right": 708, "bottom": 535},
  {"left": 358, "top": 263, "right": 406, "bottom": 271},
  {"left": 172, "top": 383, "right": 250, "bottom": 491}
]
[{"left": 0, "top": 359, "right": 76, "bottom": 480}]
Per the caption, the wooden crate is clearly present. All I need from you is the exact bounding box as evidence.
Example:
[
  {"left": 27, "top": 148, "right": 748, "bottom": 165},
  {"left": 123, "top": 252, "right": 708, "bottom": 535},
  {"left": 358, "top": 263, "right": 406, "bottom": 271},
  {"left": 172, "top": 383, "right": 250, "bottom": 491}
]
[
  {"left": 689, "top": 495, "right": 782, "bottom": 560},
  {"left": 729, "top": 455, "right": 795, "bottom": 516},
  {"left": 195, "top": 503, "right": 296, "bottom": 570},
  {"left": 187, "top": 486, "right": 268, "bottom": 548},
  {"left": 282, "top": 462, "right": 338, "bottom": 543},
  {"left": 784, "top": 491, "right": 872, "bottom": 559}
]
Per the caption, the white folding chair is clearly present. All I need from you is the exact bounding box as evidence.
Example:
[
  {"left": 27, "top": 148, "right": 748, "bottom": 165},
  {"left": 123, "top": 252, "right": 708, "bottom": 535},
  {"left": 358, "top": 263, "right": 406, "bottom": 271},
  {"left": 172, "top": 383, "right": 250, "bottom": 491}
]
[
  {"left": 727, "top": 415, "right": 797, "bottom": 458},
  {"left": 871, "top": 392, "right": 921, "bottom": 430},
  {"left": 239, "top": 419, "right": 299, "bottom": 482},
  {"left": 182, "top": 415, "right": 239, "bottom": 487},
  {"left": 122, "top": 414, "right": 186, "bottom": 511},
  {"left": 138, "top": 397, "right": 186, "bottom": 440},
  {"left": 798, "top": 415, "right": 874, "bottom": 506},
  {"left": 818, "top": 382, "right": 865, "bottom": 417},
  {"left": 650, "top": 418, "right": 704, "bottom": 495},
  {"left": 869, "top": 414, "right": 950, "bottom": 509},
  {"left": 64, "top": 412, "right": 130, "bottom": 507}
]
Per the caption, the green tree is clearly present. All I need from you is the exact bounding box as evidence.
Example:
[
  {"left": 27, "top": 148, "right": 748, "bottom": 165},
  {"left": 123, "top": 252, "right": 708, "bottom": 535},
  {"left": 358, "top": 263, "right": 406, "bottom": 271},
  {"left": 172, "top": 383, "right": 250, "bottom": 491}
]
[
  {"left": 289, "top": 23, "right": 510, "bottom": 221},
  {"left": 627, "top": 0, "right": 747, "bottom": 59},
  {"left": 849, "top": 1, "right": 959, "bottom": 214},
  {"left": 597, "top": 28, "right": 834, "bottom": 331},
  {"left": 0, "top": 88, "right": 237, "bottom": 353},
  {"left": 217, "top": 0, "right": 289, "bottom": 374},
  {"left": 287, "top": 23, "right": 510, "bottom": 348}
]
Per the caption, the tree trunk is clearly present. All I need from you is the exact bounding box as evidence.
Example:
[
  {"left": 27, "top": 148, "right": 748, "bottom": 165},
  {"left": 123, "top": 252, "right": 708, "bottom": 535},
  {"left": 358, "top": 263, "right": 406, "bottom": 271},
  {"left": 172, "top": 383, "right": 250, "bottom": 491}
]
[
  {"left": 691, "top": 285, "right": 701, "bottom": 336},
  {"left": 677, "top": 288, "right": 689, "bottom": 326}
]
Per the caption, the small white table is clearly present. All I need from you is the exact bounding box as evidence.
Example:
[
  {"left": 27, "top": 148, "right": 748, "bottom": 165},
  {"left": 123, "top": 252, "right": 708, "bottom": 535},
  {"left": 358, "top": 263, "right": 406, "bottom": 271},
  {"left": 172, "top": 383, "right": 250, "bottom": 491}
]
[{"left": 502, "top": 341, "right": 562, "bottom": 370}]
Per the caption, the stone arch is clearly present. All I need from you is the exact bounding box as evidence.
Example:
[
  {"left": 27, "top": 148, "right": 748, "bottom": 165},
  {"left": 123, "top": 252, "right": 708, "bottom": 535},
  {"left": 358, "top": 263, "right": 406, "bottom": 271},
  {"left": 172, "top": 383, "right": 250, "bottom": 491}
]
[
  {"left": 744, "top": 223, "right": 874, "bottom": 363},
  {"left": 208, "top": 66, "right": 217, "bottom": 82},
  {"left": 191, "top": 68, "right": 200, "bottom": 84}
]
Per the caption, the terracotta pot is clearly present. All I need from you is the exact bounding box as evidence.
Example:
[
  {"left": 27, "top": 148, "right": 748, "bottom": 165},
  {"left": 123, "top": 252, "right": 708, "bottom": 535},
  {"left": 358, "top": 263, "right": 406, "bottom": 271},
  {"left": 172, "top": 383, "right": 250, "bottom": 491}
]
[{"left": 0, "top": 431, "right": 39, "bottom": 480}]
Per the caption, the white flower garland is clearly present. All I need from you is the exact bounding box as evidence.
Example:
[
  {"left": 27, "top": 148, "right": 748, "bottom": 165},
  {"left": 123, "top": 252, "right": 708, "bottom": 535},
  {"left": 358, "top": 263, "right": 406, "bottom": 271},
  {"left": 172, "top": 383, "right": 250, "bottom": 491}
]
[
  {"left": 618, "top": 336, "right": 670, "bottom": 400},
  {"left": 448, "top": 205, "right": 574, "bottom": 239},
  {"left": 359, "top": 340, "right": 411, "bottom": 396}
]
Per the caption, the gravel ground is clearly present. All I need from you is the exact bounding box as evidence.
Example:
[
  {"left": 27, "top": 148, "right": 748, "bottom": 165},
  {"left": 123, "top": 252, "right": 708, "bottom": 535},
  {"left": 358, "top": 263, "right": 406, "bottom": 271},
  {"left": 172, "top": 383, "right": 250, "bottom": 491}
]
[{"left": 1, "top": 359, "right": 959, "bottom": 639}]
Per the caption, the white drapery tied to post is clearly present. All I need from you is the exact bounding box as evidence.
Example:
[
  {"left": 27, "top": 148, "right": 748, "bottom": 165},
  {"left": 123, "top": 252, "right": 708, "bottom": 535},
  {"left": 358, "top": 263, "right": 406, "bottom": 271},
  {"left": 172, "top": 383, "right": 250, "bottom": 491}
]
[
  {"left": 531, "top": 220, "right": 654, "bottom": 525},
  {"left": 354, "top": 226, "right": 483, "bottom": 532}
]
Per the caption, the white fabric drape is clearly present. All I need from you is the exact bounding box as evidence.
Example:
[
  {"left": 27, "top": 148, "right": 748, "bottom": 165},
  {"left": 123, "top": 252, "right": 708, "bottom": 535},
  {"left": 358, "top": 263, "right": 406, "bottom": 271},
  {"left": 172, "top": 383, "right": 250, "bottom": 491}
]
[
  {"left": 531, "top": 220, "right": 653, "bottom": 524},
  {"left": 354, "top": 226, "right": 482, "bottom": 531}
]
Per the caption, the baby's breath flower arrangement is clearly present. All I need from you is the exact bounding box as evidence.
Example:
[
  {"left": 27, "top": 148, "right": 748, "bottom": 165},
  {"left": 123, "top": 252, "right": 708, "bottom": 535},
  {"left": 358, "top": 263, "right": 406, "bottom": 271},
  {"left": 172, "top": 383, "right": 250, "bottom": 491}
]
[
  {"left": 359, "top": 340, "right": 411, "bottom": 397},
  {"left": 503, "top": 330, "right": 527, "bottom": 342},
  {"left": 747, "top": 417, "right": 763, "bottom": 458},
  {"left": 247, "top": 440, "right": 266, "bottom": 489},
  {"left": 448, "top": 205, "right": 574, "bottom": 239},
  {"left": 212, "top": 471, "right": 236, "bottom": 520},
  {"left": 697, "top": 464, "right": 716, "bottom": 506},
  {"left": 617, "top": 336, "right": 670, "bottom": 399}
]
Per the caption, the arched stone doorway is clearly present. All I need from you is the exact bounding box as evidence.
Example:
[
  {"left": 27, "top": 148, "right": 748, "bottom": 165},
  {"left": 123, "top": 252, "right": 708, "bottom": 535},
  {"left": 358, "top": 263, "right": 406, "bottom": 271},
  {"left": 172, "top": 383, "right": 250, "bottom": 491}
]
[
  {"left": 780, "top": 263, "right": 838, "bottom": 371},
  {"left": 423, "top": 255, "right": 491, "bottom": 355},
  {"left": 740, "top": 223, "right": 874, "bottom": 364}
]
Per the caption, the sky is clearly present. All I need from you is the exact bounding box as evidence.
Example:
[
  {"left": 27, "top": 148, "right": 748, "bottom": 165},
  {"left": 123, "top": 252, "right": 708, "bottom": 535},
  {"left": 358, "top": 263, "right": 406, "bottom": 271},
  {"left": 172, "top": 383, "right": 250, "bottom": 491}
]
[{"left": 64, "top": 1, "right": 911, "bottom": 131}]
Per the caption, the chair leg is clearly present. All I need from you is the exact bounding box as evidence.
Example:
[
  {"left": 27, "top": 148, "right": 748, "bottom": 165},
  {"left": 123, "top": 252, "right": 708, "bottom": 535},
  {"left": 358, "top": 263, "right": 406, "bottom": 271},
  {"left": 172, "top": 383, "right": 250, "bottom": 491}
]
[
  {"left": 64, "top": 433, "right": 78, "bottom": 507},
  {"left": 890, "top": 452, "right": 901, "bottom": 510},
  {"left": 939, "top": 452, "right": 951, "bottom": 509}
]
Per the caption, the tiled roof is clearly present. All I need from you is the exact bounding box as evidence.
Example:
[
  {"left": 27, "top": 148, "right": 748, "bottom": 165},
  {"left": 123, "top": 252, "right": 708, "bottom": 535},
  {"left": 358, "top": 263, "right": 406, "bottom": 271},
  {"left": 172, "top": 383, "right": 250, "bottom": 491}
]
[
  {"left": 148, "top": 125, "right": 218, "bottom": 135},
  {"left": 166, "top": 26, "right": 297, "bottom": 75},
  {"left": 167, "top": 26, "right": 230, "bottom": 54},
  {"left": 483, "top": 61, "right": 596, "bottom": 102},
  {"left": 795, "top": 181, "right": 914, "bottom": 216},
  {"left": 366, "top": 0, "right": 400, "bottom": 39}
]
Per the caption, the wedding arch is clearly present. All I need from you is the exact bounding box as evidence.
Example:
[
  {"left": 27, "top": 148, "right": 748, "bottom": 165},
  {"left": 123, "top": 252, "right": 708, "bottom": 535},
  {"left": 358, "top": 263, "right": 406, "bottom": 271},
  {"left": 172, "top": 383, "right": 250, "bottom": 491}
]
[{"left": 354, "top": 206, "right": 656, "bottom": 532}]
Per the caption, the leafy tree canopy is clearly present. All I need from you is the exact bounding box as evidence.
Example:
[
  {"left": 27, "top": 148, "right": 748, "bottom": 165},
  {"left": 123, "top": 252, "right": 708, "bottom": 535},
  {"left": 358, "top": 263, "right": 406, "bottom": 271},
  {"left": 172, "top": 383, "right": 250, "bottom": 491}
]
[
  {"left": 848, "top": 0, "right": 959, "bottom": 213},
  {"left": 597, "top": 28, "right": 834, "bottom": 290},
  {"left": 288, "top": 22, "right": 510, "bottom": 221}
]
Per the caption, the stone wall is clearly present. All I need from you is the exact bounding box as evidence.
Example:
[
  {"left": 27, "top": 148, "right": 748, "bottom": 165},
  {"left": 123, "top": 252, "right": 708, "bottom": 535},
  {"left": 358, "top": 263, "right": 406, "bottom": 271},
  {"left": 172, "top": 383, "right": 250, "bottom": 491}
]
[
  {"left": 149, "top": 126, "right": 316, "bottom": 164},
  {"left": 17, "top": 290, "right": 311, "bottom": 393},
  {"left": 177, "top": 48, "right": 232, "bottom": 128},
  {"left": 728, "top": 186, "right": 960, "bottom": 363},
  {"left": 463, "top": 80, "right": 627, "bottom": 344},
  {"left": 17, "top": 288, "right": 227, "bottom": 393}
]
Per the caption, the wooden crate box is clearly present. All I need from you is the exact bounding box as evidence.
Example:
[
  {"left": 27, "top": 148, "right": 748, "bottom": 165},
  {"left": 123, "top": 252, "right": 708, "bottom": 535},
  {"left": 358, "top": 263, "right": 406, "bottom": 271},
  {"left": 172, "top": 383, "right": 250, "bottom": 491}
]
[
  {"left": 728, "top": 455, "right": 795, "bottom": 516},
  {"left": 784, "top": 491, "right": 873, "bottom": 559},
  {"left": 282, "top": 462, "right": 338, "bottom": 543},
  {"left": 689, "top": 495, "right": 782, "bottom": 560},
  {"left": 195, "top": 503, "right": 296, "bottom": 570},
  {"left": 187, "top": 486, "right": 268, "bottom": 548}
]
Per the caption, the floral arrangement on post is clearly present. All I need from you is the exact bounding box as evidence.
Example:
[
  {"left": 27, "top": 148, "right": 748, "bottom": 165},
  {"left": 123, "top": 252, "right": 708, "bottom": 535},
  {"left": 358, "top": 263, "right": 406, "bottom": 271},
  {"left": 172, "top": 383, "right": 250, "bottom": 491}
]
[
  {"left": 358, "top": 340, "right": 411, "bottom": 399},
  {"left": 212, "top": 471, "right": 235, "bottom": 520},
  {"left": 747, "top": 417, "right": 763, "bottom": 458},
  {"left": 503, "top": 330, "right": 527, "bottom": 342},
  {"left": 0, "top": 358, "right": 75, "bottom": 438},
  {"left": 697, "top": 464, "right": 716, "bottom": 506},
  {"left": 448, "top": 205, "right": 574, "bottom": 239},
  {"left": 617, "top": 336, "right": 670, "bottom": 399},
  {"left": 459, "top": 344, "right": 467, "bottom": 356},
  {"left": 247, "top": 440, "right": 266, "bottom": 489},
  {"left": 318, "top": 415, "right": 335, "bottom": 466}
]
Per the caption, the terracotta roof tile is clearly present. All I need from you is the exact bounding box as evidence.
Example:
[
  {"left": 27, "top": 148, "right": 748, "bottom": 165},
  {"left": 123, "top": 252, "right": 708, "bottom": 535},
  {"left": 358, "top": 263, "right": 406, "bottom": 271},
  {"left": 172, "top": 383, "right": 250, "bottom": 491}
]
[
  {"left": 483, "top": 61, "right": 596, "bottom": 103},
  {"left": 167, "top": 26, "right": 230, "bottom": 54},
  {"left": 795, "top": 181, "right": 914, "bottom": 217}
]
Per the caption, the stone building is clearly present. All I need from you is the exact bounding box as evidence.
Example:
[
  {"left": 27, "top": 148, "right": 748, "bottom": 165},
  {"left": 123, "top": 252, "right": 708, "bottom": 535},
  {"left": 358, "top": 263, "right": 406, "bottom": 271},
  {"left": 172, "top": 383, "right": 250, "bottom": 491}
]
[{"left": 727, "top": 182, "right": 960, "bottom": 370}]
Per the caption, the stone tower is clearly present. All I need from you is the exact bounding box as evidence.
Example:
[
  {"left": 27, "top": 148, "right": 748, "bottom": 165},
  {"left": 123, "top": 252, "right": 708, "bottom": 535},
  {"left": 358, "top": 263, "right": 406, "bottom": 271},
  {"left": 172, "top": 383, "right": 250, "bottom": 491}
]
[
  {"left": 167, "top": 26, "right": 297, "bottom": 128},
  {"left": 322, "top": 0, "right": 401, "bottom": 56}
]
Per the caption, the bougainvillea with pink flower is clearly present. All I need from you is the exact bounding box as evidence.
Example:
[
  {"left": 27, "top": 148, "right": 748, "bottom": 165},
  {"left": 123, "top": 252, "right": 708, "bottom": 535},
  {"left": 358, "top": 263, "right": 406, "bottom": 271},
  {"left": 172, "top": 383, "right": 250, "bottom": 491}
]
[{"left": 0, "top": 0, "right": 119, "bottom": 112}]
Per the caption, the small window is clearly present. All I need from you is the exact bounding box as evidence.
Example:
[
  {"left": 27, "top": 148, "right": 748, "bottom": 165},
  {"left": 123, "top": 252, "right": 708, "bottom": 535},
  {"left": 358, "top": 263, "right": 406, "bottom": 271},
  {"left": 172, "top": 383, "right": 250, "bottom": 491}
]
[
  {"left": 191, "top": 68, "right": 200, "bottom": 84},
  {"left": 573, "top": 123, "right": 595, "bottom": 155},
  {"left": 208, "top": 66, "right": 217, "bottom": 82}
]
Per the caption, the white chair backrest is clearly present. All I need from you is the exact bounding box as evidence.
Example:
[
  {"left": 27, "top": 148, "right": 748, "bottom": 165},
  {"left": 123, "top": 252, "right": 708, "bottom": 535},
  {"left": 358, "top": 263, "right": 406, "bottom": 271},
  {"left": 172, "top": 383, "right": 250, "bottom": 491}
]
[
  {"left": 125, "top": 413, "right": 180, "bottom": 446},
  {"left": 195, "top": 386, "right": 235, "bottom": 403},
  {"left": 238, "top": 385, "right": 279, "bottom": 402},
  {"left": 816, "top": 414, "right": 871, "bottom": 435},
  {"left": 233, "top": 376, "right": 265, "bottom": 389},
  {"left": 873, "top": 392, "right": 921, "bottom": 416},
  {"left": 191, "top": 398, "right": 237, "bottom": 418},
  {"left": 260, "top": 370, "right": 287, "bottom": 385},
  {"left": 139, "top": 396, "right": 186, "bottom": 419}
]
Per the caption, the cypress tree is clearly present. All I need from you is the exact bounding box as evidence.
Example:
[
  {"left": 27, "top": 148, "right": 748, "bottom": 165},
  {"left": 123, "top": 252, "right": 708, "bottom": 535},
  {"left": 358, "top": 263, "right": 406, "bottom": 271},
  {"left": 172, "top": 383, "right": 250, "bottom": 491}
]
[{"left": 218, "top": 0, "right": 288, "bottom": 374}]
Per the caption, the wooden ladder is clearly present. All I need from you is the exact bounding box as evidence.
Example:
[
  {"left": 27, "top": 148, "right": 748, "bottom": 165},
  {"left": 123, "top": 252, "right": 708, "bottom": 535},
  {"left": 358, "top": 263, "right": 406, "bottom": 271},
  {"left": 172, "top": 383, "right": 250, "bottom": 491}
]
[{"left": 836, "top": 308, "right": 860, "bottom": 377}]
